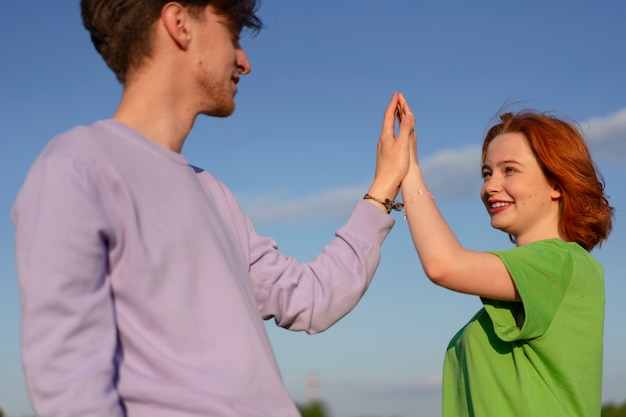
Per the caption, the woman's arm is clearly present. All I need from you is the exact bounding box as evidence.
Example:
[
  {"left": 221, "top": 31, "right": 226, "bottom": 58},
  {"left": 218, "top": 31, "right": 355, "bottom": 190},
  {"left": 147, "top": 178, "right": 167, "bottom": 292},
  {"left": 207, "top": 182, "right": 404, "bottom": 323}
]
[{"left": 397, "top": 96, "right": 519, "bottom": 301}]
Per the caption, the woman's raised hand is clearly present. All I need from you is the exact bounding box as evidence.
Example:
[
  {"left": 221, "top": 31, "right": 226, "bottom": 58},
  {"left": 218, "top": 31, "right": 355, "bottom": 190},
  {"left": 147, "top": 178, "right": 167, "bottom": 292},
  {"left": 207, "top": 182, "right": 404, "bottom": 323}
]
[{"left": 371, "top": 92, "right": 414, "bottom": 194}]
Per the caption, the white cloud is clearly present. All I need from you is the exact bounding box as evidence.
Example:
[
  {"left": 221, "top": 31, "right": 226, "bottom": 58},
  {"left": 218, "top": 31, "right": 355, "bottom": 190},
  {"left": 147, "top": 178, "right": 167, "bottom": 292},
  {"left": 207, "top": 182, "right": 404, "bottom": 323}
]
[
  {"left": 237, "top": 185, "right": 365, "bottom": 225},
  {"left": 239, "top": 147, "right": 482, "bottom": 225},
  {"left": 583, "top": 107, "right": 626, "bottom": 165},
  {"left": 420, "top": 145, "right": 482, "bottom": 199}
]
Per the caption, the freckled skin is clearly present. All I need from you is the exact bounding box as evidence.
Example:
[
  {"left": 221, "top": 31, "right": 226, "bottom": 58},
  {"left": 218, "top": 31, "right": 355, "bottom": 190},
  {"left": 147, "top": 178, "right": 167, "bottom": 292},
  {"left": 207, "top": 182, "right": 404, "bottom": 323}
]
[{"left": 481, "top": 133, "right": 562, "bottom": 245}]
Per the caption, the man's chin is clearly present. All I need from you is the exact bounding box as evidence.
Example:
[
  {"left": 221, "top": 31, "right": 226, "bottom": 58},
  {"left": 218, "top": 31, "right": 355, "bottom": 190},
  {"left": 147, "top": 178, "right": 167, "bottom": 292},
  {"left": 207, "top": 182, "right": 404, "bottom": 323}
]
[{"left": 202, "top": 105, "right": 235, "bottom": 118}]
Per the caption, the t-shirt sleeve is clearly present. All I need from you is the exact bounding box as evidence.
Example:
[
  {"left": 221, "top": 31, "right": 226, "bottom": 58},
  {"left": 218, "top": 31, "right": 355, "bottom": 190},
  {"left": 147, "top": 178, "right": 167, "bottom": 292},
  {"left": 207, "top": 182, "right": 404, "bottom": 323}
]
[{"left": 482, "top": 240, "right": 574, "bottom": 342}]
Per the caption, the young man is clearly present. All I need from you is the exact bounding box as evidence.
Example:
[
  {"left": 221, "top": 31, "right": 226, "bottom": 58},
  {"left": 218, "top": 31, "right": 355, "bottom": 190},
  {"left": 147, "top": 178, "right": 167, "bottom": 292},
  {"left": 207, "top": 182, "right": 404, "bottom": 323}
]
[{"left": 12, "top": 1, "right": 410, "bottom": 416}]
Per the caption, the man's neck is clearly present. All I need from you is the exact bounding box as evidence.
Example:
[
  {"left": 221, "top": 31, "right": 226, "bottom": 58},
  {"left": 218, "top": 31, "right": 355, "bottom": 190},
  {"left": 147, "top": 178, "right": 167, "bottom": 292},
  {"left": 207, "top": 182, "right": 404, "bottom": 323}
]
[{"left": 113, "top": 75, "right": 197, "bottom": 154}]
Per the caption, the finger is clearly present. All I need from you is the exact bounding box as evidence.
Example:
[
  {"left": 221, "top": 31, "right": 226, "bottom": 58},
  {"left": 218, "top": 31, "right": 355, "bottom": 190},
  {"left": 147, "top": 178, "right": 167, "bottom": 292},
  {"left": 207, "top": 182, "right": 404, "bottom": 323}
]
[
  {"left": 398, "top": 95, "right": 419, "bottom": 163},
  {"left": 397, "top": 95, "right": 415, "bottom": 144},
  {"left": 381, "top": 92, "right": 399, "bottom": 139},
  {"left": 398, "top": 111, "right": 414, "bottom": 138},
  {"left": 395, "top": 101, "right": 403, "bottom": 123},
  {"left": 398, "top": 93, "right": 414, "bottom": 121}
]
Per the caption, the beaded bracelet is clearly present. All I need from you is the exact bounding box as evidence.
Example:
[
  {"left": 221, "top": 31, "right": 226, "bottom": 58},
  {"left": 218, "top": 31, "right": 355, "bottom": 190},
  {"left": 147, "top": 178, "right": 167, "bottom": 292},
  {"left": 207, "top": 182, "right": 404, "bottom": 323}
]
[
  {"left": 363, "top": 193, "right": 404, "bottom": 214},
  {"left": 403, "top": 190, "right": 434, "bottom": 220}
]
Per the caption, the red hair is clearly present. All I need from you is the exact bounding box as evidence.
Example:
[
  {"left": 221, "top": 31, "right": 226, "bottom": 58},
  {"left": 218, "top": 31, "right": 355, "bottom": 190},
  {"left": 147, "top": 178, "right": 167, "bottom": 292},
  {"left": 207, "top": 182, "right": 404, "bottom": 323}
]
[{"left": 483, "top": 110, "right": 614, "bottom": 251}]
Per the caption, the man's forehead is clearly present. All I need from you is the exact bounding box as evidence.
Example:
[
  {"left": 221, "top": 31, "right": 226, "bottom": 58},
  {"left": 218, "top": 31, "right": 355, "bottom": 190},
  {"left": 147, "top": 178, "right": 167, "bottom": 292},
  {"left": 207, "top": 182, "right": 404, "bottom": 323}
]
[{"left": 212, "top": 9, "right": 243, "bottom": 33}]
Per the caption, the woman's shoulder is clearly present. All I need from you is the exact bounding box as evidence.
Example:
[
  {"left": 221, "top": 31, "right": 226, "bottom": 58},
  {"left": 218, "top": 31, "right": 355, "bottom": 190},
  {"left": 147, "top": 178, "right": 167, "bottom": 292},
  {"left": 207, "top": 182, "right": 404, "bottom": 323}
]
[{"left": 493, "top": 238, "right": 601, "bottom": 277}]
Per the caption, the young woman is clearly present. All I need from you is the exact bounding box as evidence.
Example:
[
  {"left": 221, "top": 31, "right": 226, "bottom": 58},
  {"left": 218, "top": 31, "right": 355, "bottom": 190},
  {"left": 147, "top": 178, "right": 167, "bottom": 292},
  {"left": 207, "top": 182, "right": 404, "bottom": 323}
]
[{"left": 382, "top": 94, "right": 614, "bottom": 416}]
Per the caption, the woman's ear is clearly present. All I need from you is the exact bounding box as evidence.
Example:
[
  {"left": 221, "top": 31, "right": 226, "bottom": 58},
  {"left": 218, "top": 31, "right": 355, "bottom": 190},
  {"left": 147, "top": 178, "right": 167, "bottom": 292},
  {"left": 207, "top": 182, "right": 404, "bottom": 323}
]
[
  {"left": 551, "top": 184, "right": 562, "bottom": 200},
  {"left": 161, "top": 2, "right": 191, "bottom": 50}
]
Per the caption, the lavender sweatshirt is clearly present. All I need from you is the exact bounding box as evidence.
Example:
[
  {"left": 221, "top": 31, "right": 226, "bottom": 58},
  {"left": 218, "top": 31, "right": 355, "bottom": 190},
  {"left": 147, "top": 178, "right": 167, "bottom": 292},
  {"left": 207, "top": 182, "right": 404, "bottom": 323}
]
[{"left": 12, "top": 120, "right": 394, "bottom": 417}]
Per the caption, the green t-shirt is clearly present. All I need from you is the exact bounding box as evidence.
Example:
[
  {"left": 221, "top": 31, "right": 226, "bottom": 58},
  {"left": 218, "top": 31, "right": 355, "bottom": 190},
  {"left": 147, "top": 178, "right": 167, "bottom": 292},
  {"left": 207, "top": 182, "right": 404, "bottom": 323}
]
[{"left": 442, "top": 239, "right": 604, "bottom": 417}]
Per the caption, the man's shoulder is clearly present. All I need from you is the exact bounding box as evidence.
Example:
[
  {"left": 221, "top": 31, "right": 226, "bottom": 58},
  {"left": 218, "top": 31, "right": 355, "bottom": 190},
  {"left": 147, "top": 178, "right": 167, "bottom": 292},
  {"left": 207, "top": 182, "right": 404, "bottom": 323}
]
[
  {"left": 45, "top": 120, "right": 119, "bottom": 155},
  {"left": 39, "top": 120, "right": 155, "bottom": 171}
]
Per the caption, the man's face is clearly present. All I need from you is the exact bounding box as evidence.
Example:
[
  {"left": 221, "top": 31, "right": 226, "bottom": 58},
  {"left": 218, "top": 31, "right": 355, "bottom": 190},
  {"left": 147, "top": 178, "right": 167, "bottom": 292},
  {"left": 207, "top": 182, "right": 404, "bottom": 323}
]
[{"left": 188, "top": 6, "right": 251, "bottom": 117}]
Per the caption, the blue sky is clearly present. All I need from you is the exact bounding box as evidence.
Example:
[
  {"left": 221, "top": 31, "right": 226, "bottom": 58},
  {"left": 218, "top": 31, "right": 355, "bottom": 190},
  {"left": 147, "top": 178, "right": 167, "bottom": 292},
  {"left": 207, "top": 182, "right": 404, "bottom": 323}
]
[{"left": 1, "top": 1, "right": 625, "bottom": 416}]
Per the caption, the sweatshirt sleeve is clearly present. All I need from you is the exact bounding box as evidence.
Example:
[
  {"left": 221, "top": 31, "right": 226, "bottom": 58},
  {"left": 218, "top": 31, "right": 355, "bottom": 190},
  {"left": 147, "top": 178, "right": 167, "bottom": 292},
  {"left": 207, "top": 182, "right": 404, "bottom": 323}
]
[
  {"left": 12, "top": 155, "right": 124, "bottom": 417},
  {"left": 247, "top": 199, "right": 394, "bottom": 334}
]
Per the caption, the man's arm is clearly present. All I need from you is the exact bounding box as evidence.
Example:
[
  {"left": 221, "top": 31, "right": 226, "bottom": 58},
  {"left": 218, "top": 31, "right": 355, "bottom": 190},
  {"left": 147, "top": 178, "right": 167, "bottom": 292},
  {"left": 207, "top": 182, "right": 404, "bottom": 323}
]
[
  {"left": 247, "top": 93, "right": 411, "bottom": 333},
  {"left": 13, "top": 155, "right": 124, "bottom": 417},
  {"left": 248, "top": 200, "right": 394, "bottom": 334}
]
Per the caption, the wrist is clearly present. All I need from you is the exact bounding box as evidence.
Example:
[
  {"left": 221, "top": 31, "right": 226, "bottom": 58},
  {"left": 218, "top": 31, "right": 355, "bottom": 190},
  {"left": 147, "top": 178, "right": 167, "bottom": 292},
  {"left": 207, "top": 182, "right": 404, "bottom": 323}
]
[
  {"left": 406, "top": 163, "right": 421, "bottom": 176},
  {"left": 367, "top": 179, "right": 400, "bottom": 202},
  {"left": 363, "top": 193, "right": 403, "bottom": 214}
]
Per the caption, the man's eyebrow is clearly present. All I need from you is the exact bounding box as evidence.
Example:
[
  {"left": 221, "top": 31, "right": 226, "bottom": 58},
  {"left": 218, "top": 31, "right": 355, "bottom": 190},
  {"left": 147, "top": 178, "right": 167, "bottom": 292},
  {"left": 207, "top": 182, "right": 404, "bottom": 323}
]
[
  {"left": 215, "top": 13, "right": 242, "bottom": 33},
  {"left": 227, "top": 17, "right": 243, "bottom": 34}
]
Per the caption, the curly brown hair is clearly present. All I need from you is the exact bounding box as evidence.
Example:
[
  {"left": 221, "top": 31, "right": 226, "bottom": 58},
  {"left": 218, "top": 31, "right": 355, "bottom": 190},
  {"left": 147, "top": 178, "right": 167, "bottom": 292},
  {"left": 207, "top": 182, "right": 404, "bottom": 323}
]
[
  {"left": 483, "top": 110, "right": 614, "bottom": 251},
  {"left": 80, "top": 0, "right": 263, "bottom": 83}
]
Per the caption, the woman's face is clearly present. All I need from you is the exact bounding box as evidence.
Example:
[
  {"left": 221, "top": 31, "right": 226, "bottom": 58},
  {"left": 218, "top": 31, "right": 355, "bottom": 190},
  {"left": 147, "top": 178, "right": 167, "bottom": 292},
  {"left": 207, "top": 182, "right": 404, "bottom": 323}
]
[{"left": 480, "top": 132, "right": 562, "bottom": 245}]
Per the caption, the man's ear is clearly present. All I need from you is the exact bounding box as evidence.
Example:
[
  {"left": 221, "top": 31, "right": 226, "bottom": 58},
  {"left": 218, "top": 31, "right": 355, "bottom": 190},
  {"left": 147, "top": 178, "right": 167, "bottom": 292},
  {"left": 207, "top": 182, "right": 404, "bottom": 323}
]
[{"left": 161, "top": 2, "right": 191, "bottom": 50}]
